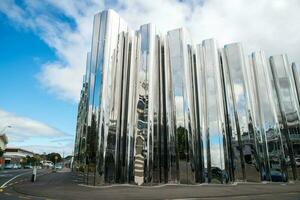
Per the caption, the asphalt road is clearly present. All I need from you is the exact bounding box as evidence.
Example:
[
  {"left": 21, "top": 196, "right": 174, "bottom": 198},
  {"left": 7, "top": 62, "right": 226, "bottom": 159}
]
[
  {"left": 0, "top": 169, "right": 33, "bottom": 187},
  {"left": 0, "top": 168, "right": 51, "bottom": 200},
  {"left": 0, "top": 168, "right": 298, "bottom": 200}
]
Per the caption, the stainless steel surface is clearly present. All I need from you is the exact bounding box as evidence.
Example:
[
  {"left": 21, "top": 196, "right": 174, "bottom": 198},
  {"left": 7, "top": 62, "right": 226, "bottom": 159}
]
[{"left": 74, "top": 9, "right": 300, "bottom": 185}]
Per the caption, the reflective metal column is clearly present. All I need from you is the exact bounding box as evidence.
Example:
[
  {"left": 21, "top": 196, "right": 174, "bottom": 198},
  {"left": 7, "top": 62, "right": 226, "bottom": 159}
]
[
  {"left": 197, "top": 39, "right": 227, "bottom": 183},
  {"left": 93, "top": 10, "right": 128, "bottom": 184},
  {"left": 270, "top": 55, "right": 299, "bottom": 180},
  {"left": 133, "top": 24, "right": 156, "bottom": 184},
  {"left": 164, "top": 35, "right": 179, "bottom": 183},
  {"left": 166, "top": 28, "right": 196, "bottom": 184},
  {"left": 249, "top": 51, "right": 284, "bottom": 181},
  {"left": 222, "top": 43, "right": 261, "bottom": 182},
  {"left": 195, "top": 45, "right": 207, "bottom": 183},
  {"left": 124, "top": 32, "right": 140, "bottom": 183}
]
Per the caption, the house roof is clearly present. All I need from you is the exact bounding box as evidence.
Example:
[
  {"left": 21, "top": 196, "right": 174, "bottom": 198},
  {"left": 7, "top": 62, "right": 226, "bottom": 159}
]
[{"left": 5, "top": 147, "right": 34, "bottom": 155}]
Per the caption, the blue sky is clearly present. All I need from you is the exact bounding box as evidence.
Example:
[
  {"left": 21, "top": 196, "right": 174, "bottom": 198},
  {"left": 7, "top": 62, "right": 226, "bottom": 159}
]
[
  {"left": 0, "top": 0, "right": 299, "bottom": 155},
  {"left": 0, "top": 18, "right": 75, "bottom": 133},
  {"left": 0, "top": 12, "right": 76, "bottom": 155}
]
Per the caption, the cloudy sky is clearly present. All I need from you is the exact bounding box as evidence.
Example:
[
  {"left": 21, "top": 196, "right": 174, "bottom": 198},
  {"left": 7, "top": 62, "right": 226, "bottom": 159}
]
[{"left": 0, "top": 0, "right": 299, "bottom": 155}]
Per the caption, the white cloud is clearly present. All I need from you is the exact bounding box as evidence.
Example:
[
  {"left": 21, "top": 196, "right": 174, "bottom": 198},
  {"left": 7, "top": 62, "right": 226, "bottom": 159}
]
[
  {"left": 118, "top": 0, "right": 300, "bottom": 64},
  {"left": 0, "top": 109, "right": 64, "bottom": 139},
  {"left": 0, "top": 0, "right": 104, "bottom": 102},
  {"left": 0, "top": 109, "right": 73, "bottom": 155},
  {"left": 0, "top": 0, "right": 299, "bottom": 103}
]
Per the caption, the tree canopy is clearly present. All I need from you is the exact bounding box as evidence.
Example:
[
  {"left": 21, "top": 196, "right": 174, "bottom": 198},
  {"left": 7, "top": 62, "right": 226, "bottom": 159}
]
[{"left": 46, "top": 152, "right": 62, "bottom": 163}]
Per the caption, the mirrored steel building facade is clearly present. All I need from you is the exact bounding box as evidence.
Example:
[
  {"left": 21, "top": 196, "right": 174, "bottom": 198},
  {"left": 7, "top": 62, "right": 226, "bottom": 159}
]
[{"left": 74, "top": 9, "right": 300, "bottom": 185}]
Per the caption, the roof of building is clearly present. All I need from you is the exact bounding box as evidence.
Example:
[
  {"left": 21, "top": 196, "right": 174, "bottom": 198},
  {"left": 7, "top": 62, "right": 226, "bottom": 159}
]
[
  {"left": 5, "top": 147, "right": 35, "bottom": 155},
  {"left": 0, "top": 134, "right": 8, "bottom": 145}
]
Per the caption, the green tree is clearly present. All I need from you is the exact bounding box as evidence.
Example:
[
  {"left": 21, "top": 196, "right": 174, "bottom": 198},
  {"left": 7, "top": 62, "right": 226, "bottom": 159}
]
[
  {"left": 177, "top": 126, "right": 188, "bottom": 159},
  {"left": 46, "top": 153, "right": 62, "bottom": 163},
  {"left": 25, "top": 155, "right": 40, "bottom": 166}
]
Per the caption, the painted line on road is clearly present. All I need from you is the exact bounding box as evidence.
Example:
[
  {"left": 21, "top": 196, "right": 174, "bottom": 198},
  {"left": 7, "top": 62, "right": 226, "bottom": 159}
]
[{"left": 0, "top": 171, "right": 32, "bottom": 189}]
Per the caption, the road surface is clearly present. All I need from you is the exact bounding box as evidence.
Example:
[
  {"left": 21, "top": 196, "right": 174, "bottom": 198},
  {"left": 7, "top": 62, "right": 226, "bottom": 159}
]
[
  {"left": 0, "top": 169, "right": 33, "bottom": 188},
  {"left": 0, "top": 168, "right": 299, "bottom": 199},
  {"left": 0, "top": 168, "right": 50, "bottom": 199}
]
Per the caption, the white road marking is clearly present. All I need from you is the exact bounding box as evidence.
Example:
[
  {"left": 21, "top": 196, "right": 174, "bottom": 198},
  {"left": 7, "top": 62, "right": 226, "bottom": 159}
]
[{"left": 0, "top": 171, "right": 32, "bottom": 188}]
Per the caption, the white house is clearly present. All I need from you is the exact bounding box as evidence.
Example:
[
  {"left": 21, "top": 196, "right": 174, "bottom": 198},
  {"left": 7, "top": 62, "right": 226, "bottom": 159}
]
[{"left": 4, "top": 147, "right": 35, "bottom": 164}]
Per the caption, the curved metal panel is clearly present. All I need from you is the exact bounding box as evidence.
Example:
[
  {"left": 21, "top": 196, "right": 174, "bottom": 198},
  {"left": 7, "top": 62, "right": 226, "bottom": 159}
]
[
  {"left": 198, "top": 39, "right": 227, "bottom": 183},
  {"left": 74, "top": 9, "right": 300, "bottom": 185},
  {"left": 270, "top": 55, "right": 299, "bottom": 180},
  {"left": 222, "top": 43, "right": 261, "bottom": 182}
]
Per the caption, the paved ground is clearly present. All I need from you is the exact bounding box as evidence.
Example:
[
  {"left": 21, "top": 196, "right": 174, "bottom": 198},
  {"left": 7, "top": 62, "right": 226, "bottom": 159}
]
[
  {"left": 0, "top": 169, "right": 32, "bottom": 187},
  {"left": 0, "top": 168, "right": 298, "bottom": 200},
  {"left": 0, "top": 168, "right": 51, "bottom": 200}
]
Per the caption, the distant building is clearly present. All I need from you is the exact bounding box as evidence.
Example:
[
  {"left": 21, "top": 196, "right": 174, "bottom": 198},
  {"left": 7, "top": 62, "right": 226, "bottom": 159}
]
[{"left": 4, "top": 147, "right": 35, "bottom": 164}]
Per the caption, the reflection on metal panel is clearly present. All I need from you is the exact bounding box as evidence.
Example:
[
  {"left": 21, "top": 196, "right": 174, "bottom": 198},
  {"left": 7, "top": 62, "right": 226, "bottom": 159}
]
[
  {"left": 198, "top": 39, "right": 227, "bottom": 183},
  {"left": 74, "top": 9, "right": 300, "bottom": 185},
  {"left": 166, "top": 29, "right": 196, "bottom": 184},
  {"left": 292, "top": 63, "right": 300, "bottom": 109},
  {"left": 222, "top": 44, "right": 261, "bottom": 182},
  {"left": 134, "top": 24, "right": 156, "bottom": 184},
  {"left": 270, "top": 55, "right": 299, "bottom": 180},
  {"left": 250, "top": 52, "right": 283, "bottom": 182}
]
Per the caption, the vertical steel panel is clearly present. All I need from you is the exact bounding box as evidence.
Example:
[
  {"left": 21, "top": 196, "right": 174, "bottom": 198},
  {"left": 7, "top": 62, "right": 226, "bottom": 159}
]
[
  {"left": 250, "top": 52, "right": 285, "bottom": 181},
  {"left": 191, "top": 46, "right": 204, "bottom": 183},
  {"left": 199, "top": 39, "right": 227, "bottom": 183},
  {"left": 166, "top": 28, "right": 198, "bottom": 184},
  {"left": 86, "top": 12, "right": 102, "bottom": 185},
  {"left": 133, "top": 24, "right": 157, "bottom": 184},
  {"left": 164, "top": 36, "right": 179, "bottom": 183},
  {"left": 222, "top": 43, "right": 261, "bottom": 182},
  {"left": 291, "top": 63, "right": 300, "bottom": 179},
  {"left": 91, "top": 10, "right": 128, "bottom": 184},
  {"left": 270, "top": 55, "right": 299, "bottom": 180},
  {"left": 158, "top": 36, "right": 169, "bottom": 183},
  {"left": 186, "top": 45, "right": 198, "bottom": 184},
  {"left": 195, "top": 45, "right": 206, "bottom": 183}
]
